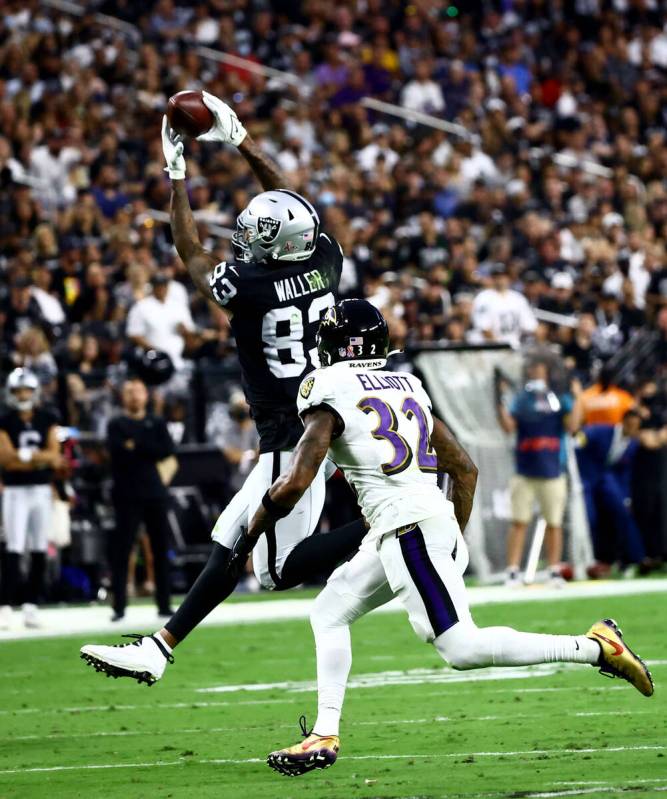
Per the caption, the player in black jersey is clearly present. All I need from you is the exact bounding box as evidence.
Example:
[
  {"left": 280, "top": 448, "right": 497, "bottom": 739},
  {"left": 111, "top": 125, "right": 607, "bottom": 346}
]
[
  {"left": 80, "top": 93, "right": 366, "bottom": 684},
  {"left": 0, "top": 369, "right": 61, "bottom": 629}
]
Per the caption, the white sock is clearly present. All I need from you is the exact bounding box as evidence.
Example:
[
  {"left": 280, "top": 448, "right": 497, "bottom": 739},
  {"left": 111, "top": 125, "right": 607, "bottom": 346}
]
[
  {"left": 436, "top": 623, "right": 601, "bottom": 669},
  {"left": 312, "top": 624, "right": 351, "bottom": 737},
  {"left": 153, "top": 631, "right": 173, "bottom": 654}
]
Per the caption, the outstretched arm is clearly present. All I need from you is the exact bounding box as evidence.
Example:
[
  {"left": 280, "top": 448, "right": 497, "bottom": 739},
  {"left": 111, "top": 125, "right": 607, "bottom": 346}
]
[
  {"left": 162, "top": 117, "right": 217, "bottom": 302},
  {"left": 198, "top": 92, "right": 288, "bottom": 191},
  {"left": 170, "top": 180, "right": 216, "bottom": 301},
  {"left": 431, "top": 416, "right": 478, "bottom": 532},
  {"left": 247, "top": 409, "right": 336, "bottom": 540},
  {"left": 238, "top": 135, "right": 288, "bottom": 191}
]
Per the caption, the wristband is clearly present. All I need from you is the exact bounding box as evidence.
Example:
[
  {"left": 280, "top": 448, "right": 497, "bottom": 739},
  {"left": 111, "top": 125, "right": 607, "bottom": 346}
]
[
  {"left": 18, "top": 447, "right": 33, "bottom": 463},
  {"left": 261, "top": 490, "right": 291, "bottom": 520}
]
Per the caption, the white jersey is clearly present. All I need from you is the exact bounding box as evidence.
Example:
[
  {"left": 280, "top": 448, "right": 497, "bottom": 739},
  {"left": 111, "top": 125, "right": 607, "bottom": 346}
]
[
  {"left": 471, "top": 288, "right": 537, "bottom": 348},
  {"left": 297, "top": 362, "right": 452, "bottom": 541}
]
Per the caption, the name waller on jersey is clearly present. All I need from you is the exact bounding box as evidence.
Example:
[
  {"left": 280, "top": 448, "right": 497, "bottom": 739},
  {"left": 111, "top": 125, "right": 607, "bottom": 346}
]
[{"left": 274, "top": 269, "right": 327, "bottom": 302}]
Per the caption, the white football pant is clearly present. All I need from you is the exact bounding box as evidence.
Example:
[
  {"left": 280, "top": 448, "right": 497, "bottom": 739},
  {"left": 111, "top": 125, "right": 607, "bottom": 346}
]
[
  {"left": 2, "top": 484, "right": 52, "bottom": 554},
  {"left": 211, "top": 450, "right": 329, "bottom": 589},
  {"left": 309, "top": 511, "right": 600, "bottom": 736}
]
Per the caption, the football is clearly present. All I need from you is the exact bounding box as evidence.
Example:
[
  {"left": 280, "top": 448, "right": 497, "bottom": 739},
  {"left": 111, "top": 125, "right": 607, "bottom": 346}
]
[{"left": 166, "top": 90, "right": 214, "bottom": 138}]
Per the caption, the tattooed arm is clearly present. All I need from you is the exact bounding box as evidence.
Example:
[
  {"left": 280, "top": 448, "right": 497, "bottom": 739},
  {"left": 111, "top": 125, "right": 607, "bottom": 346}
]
[
  {"left": 170, "top": 180, "right": 217, "bottom": 302},
  {"left": 247, "top": 409, "right": 335, "bottom": 539},
  {"left": 431, "top": 416, "right": 478, "bottom": 532},
  {"left": 237, "top": 135, "right": 289, "bottom": 191}
]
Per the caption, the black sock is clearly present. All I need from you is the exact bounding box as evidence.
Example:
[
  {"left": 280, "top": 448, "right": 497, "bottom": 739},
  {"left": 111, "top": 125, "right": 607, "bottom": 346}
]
[
  {"left": 165, "top": 543, "right": 239, "bottom": 643},
  {"left": 27, "top": 552, "right": 46, "bottom": 605},
  {"left": 1, "top": 552, "right": 22, "bottom": 607},
  {"left": 277, "top": 518, "right": 367, "bottom": 590}
]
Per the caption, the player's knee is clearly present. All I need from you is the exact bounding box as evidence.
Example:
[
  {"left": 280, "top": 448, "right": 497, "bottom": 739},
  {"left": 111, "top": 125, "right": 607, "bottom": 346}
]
[
  {"left": 309, "top": 588, "right": 346, "bottom": 634},
  {"left": 435, "top": 622, "right": 486, "bottom": 670}
]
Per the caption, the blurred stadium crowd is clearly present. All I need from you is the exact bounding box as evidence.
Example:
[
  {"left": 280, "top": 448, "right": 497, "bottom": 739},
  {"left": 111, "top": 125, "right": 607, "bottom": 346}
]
[{"left": 0, "top": 0, "right": 667, "bottom": 602}]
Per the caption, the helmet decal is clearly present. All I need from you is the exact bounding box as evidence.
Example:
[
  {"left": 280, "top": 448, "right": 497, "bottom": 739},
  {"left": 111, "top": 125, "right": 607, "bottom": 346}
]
[{"left": 257, "top": 216, "right": 282, "bottom": 243}]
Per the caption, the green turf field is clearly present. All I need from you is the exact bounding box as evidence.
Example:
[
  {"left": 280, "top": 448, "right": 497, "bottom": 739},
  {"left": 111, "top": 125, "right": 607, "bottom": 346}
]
[{"left": 1, "top": 591, "right": 665, "bottom": 799}]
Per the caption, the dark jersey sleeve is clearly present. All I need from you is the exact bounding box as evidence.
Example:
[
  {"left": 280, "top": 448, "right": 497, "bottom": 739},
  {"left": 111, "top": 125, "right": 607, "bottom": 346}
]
[
  {"left": 208, "top": 260, "right": 243, "bottom": 313},
  {"left": 317, "top": 232, "right": 344, "bottom": 286}
]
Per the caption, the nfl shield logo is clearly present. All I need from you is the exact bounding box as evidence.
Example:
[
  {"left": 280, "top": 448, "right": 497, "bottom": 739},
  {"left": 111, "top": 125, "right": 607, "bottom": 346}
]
[{"left": 257, "top": 216, "right": 282, "bottom": 243}]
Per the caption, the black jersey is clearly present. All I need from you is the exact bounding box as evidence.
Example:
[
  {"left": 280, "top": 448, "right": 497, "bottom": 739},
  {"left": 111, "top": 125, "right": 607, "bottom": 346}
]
[
  {"left": 0, "top": 408, "right": 57, "bottom": 486},
  {"left": 209, "top": 232, "right": 343, "bottom": 452}
]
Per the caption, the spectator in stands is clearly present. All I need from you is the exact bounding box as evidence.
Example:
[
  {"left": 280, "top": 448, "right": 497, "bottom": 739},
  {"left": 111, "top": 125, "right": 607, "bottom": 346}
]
[
  {"left": 496, "top": 360, "right": 583, "bottom": 587},
  {"left": 576, "top": 410, "right": 654, "bottom": 578},
  {"left": 106, "top": 377, "right": 174, "bottom": 622},
  {"left": 400, "top": 59, "right": 445, "bottom": 115},
  {"left": 126, "top": 272, "right": 195, "bottom": 411},
  {"left": 206, "top": 390, "right": 259, "bottom": 494},
  {"left": 0, "top": 277, "right": 47, "bottom": 347},
  {"left": 472, "top": 263, "right": 537, "bottom": 348},
  {"left": 1, "top": 1, "right": 667, "bottom": 588},
  {"left": 580, "top": 365, "right": 636, "bottom": 425}
]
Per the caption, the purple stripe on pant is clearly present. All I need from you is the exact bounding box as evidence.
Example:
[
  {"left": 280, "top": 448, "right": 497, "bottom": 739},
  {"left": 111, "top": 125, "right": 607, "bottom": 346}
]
[{"left": 399, "top": 525, "right": 458, "bottom": 637}]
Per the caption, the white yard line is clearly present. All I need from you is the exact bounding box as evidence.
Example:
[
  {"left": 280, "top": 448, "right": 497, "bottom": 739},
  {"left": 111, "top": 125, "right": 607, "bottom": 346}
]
[
  {"left": 1, "top": 578, "right": 665, "bottom": 642},
  {"left": 1, "top": 744, "right": 664, "bottom": 777},
  {"left": 196, "top": 662, "right": 563, "bottom": 694}
]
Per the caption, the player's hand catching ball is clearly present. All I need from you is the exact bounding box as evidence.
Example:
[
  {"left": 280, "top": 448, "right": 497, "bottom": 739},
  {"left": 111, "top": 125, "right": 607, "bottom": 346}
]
[
  {"left": 196, "top": 91, "right": 247, "bottom": 146},
  {"left": 161, "top": 117, "right": 186, "bottom": 180}
]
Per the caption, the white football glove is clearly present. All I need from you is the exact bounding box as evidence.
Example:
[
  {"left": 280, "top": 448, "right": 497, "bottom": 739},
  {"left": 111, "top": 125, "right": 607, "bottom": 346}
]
[
  {"left": 161, "top": 116, "right": 186, "bottom": 180},
  {"left": 196, "top": 91, "right": 247, "bottom": 147}
]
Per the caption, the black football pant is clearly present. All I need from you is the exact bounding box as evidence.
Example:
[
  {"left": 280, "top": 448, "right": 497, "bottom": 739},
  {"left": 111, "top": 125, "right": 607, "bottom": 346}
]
[
  {"left": 0, "top": 551, "right": 46, "bottom": 606},
  {"left": 165, "top": 518, "right": 366, "bottom": 643},
  {"left": 111, "top": 498, "right": 171, "bottom": 616}
]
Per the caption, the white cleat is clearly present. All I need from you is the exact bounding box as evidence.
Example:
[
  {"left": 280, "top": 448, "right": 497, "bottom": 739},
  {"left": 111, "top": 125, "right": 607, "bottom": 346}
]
[
  {"left": 22, "top": 603, "right": 41, "bottom": 628},
  {"left": 504, "top": 569, "right": 523, "bottom": 588},
  {"left": 0, "top": 605, "right": 13, "bottom": 630},
  {"left": 80, "top": 634, "right": 173, "bottom": 686}
]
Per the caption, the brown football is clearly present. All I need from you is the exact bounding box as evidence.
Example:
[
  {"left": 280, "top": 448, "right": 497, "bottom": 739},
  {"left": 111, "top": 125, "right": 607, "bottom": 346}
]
[{"left": 166, "top": 91, "right": 214, "bottom": 138}]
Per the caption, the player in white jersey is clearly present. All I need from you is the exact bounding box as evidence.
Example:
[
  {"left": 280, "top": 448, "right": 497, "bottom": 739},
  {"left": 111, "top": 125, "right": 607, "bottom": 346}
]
[{"left": 240, "top": 300, "right": 653, "bottom": 777}]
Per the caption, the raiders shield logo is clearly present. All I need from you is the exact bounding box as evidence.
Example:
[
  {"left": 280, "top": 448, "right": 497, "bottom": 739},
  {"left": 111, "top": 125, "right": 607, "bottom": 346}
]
[
  {"left": 257, "top": 216, "right": 282, "bottom": 243},
  {"left": 300, "top": 377, "right": 315, "bottom": 399}
]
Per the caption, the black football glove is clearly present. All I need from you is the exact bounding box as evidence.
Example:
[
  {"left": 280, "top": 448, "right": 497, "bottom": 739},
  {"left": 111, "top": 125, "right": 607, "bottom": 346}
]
[{"left": 228, "top": 527, "right": 260, "bottom": 578}]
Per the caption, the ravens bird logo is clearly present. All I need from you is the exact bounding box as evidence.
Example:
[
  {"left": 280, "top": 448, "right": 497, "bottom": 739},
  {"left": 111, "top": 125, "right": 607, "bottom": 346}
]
[{"left": 300, "top": 377, "right": 315, "bottom": 399}]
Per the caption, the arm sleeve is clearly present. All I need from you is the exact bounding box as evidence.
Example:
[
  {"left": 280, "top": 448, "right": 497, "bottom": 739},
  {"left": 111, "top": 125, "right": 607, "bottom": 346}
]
[
  {"left": 296, "top": 370, "right": 345, "bottom": 437},
  {"left": 209, "top": 261, "right": 241, "bottom": 311},
  {"left": 318, "top": 232, "right": 344, "bottom": 287}
]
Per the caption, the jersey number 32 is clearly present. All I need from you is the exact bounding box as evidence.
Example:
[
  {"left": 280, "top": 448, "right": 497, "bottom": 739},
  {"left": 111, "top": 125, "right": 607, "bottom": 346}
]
[{"left": 358, "top": 396, "right": 437, "bottom": 476}]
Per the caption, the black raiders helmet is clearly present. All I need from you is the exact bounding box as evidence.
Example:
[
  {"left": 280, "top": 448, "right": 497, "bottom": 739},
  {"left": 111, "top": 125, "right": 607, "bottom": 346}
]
[{"left": 316, "top": 299, "right": 389, "bottom": 368}]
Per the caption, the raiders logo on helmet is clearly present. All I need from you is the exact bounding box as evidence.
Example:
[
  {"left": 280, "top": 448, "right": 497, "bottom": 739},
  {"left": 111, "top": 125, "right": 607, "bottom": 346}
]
[
  {"left": 300, "top": 376, "right": 315, "bottom": 399},
  {"left": 257, "top": 216, "right": 282, "bottom": 243}
]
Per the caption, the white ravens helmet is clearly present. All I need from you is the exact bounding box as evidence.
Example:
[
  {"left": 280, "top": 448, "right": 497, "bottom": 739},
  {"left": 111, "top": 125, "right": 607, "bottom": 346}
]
[
  {"left": 231, "top": 189, "right": 319, "bottom": 263},
  {"left": 6, "top": 368, "right": 40, "bottom": 411}
]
